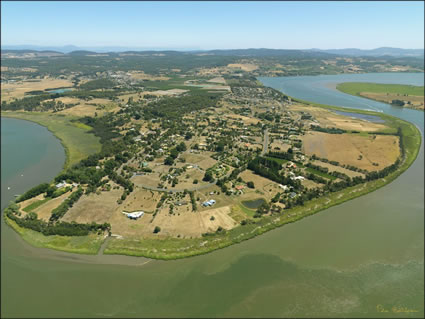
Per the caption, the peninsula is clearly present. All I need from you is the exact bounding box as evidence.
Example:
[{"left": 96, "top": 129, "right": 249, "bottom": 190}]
[{"left": 1, "top": 49, "right": 422, "bottom": 259}]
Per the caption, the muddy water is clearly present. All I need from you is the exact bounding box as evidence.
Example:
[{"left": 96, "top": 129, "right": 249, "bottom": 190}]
[{"left": 1, "top": 73, "right": 424, "bottom": 317}]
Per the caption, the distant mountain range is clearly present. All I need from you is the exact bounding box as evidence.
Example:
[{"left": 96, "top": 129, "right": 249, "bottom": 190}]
[
  {"left": 1, "top": 45, "right": 424, "bottom": 58},
  {"left": 1, "top": 44, "right": 201, "bottom": 53},
  {"left": 307, "top": 47, "right": 424, "bottom": 57}
]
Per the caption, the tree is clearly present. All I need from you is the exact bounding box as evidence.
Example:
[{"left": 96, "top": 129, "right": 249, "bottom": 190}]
[
  {"left": 164, "top": 156, "right": 174, "bottom": 166},
  {"left": 153, "top": 226, "right": 161, "bottom": 233},
  {"left": 247, "top": 181, "right": 255, "bottom": 188},
  {"left": 176, "top": 141, "right": 187, "bottom": 152},
  {"left": 203, "top": 171, "right": 213, "bottom": 182},
  {"left": 391, "top": 99, "right": 405, "bottom": 106}
]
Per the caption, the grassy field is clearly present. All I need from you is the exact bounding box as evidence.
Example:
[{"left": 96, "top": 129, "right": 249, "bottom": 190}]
[
  {"left": 336, "top": 82, "right": 424, "bottom": 96},
  {"left": 305, "top": 167, "right": 337, "bottom": 180},
  {"left": 22, "top": 198, "right": 51, "bottom": 212},
  {"left": 4, "top": 215, "right": 105, "bottom": 254},
  {"left": 1, "top": 111, "right": 101, "bottom": 169},
  {"left": 336, "top": 82, "right": 424, "bottom": 110}
]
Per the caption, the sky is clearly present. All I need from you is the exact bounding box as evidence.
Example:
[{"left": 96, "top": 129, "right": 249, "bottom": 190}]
[{"left": 1, "top": 1, "right": 424, "bottom": 50}]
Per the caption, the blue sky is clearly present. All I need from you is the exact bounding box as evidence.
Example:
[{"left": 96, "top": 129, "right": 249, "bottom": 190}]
[{"left": 1, "top": 1, "right": 424, "bottom": 49}]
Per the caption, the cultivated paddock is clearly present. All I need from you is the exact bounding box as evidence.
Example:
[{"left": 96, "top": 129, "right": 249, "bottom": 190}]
[
  {"left": 62, "top": 188, "right": 122, "bottom": 224},
  {"left": 302, "top": 131, "right": 400, "bottom": 171},
  {"left": 1, "top": 78, "right": 73, "bottom": 102}
]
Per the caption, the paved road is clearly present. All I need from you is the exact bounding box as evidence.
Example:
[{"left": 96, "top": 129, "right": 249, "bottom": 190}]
[
  {"left": 261, "top": 128, "right": 269, "bottom": 155},
  {"left": 134, "top": 180, "right": 217, "bottom": 193}
]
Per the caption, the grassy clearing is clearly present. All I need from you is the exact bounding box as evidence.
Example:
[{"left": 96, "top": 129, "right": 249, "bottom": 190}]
[
  {"left": 23, "top": 198, "right": 51, "bottom": 212},
  {"left": 264, "top": 156, "right": 288, "bottom": 165},
  {"left": 305, "top": 167, "right": 337, "bottom": 180},
  {"left": 336, "top": 82, "right": 424, "bottom": 96},
  {"left": 238, "top": 202, "right": 256, "bottom": 217},
  {"left": 4, "top": 215, "right": 104, "bottom": 254},
  {"left": 1, "top": 111, "right": 101, "bottom": 169}
]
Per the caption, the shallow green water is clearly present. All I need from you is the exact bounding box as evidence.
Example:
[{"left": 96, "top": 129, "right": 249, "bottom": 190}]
[
  {"left": 1, "top": 73, "right": 424, "bottom": 317},
  {"left": 241, "top": 198, "right": 266, "bottom": 209}
]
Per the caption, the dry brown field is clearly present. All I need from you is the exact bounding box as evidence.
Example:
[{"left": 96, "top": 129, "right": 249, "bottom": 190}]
[
  {"left": 207, "top": 77, "right": 226, "bottom": 84},
  {"left": 62, "top": 188, "right": 122, "bottom": 224},
  {"left": 312, "top": 160, "right": 365, "bottom": 178},
  {"left": 57, "top": 98, "right": 118, "bottom": 117},
  {"left": 360, "top": 92, "right": 424, "bottom": 110},
  {"left": 270, "top": 141, "right": 291, "bottom": 152},
  {"left": 122, "top": 188, "right": 162, "bottom": 212},
  {"left": 182, "top": 152, "right": 218, "bottom": 170},
  {"left": 225, "top": 114, "right": 259, "bottom": 125},
  {"left": 128, "top": 71, "right": 170, "bottom": 81},
  {"left": 227, "top": 63, "right": 258, "bottom": 72},
  {"left": 302, "top": 131, "right": 400, "bottom": 171},
  {"left": 33, "top": 191, "right": 73, "bottom": 221},
  {"left": 1, "top": 78, "right": 73, "bottom": 102},
  {"left": 290, "top": 104, "right": 387, "bottom": 132},
  {"left": 151, "top": 205, "right": 237, "bottom": 238},
  {"left": 239, "top": 170, "right": 281, "bottom": 200},
  {"left": 301, "top": 179, "right": 323, "bottom": 189}
]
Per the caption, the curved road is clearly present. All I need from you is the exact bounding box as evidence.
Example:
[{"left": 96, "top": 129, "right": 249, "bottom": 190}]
[
  {"left": 134, "top": 180, "right": 217, "bottom": 193},
  {"left": 261, "top": 128, "right": 269, "bottom": 155}
]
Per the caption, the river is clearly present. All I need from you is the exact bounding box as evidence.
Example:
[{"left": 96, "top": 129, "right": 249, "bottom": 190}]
[{"left": 1, "top": 73, "right": 423, "bottom": 317}]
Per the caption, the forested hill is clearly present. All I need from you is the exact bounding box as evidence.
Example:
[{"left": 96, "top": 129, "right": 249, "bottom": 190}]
[{"left": 2, "top": 48, "right": 423, "bottom": 77}]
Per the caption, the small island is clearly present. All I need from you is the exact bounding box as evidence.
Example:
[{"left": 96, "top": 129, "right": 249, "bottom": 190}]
[{"left": 336, "top": 82, "right": 424, "bottom": 110}]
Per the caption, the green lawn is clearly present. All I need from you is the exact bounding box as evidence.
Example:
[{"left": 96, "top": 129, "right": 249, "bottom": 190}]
[
  {"left": 305, "top": 167, "right": 337, "bottom": 180},
  {"left": 238, "top": 202, "right": 257, "bottom": 217},
  {"left": 336, "top": 82, "right": 424, "bottom": 96},
  {"left": 1, "top": 111, "right": 101, "bottom": 169},
  {"left": 23, "top": 197, "right": 52, "bottom": 212},
  {"left": 264, "top": 156, "right": 288, "bottom": 165}
]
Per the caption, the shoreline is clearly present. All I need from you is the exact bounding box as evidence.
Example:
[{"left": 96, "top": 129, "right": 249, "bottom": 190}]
[
  {"left": 0, "top": 111, "right": 101, "bottom": 170},
  {"left": 335, "top": 82, "right": 424, "bottom": 111},
  {"left": 1, "top": 98, "right": 422, "bottom": 260}
]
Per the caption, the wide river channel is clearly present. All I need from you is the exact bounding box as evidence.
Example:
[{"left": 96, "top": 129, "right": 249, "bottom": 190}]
[{"left": 1, "top": 73, "right": 424, "bottom": 317}]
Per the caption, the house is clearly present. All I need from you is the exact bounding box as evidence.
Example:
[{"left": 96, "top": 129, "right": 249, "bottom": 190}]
[
  {"left": 55, "top": 181, "right": 67, "bottom": 189},
  {"left": 235, "top": 185, "right": 244, "bottom": 191},
  {"left": 289, "top": 192, "right": 297, "bottom": 199},
  {"left": 202, "top": 199, "right": 216, "bottom": 207},
  {"left": 286, "top": 162, "right": 296, "bottom": 168},
  {"left": 279, "top": 184, "right": 289, "bottom": 191},
  {"left": 122, "top": 211, "right": 144, "bottom": 220},
  {"left": 293, "top": 176, "right": 305, "bottom": 181}
]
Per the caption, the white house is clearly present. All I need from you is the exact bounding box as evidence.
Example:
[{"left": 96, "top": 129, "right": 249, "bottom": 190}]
[
  {"left": 55, "top": 181, "right": 67, "bottom": 189},
  {"left": 122, "top": 211, "right": 144, "bottom": 220}
]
